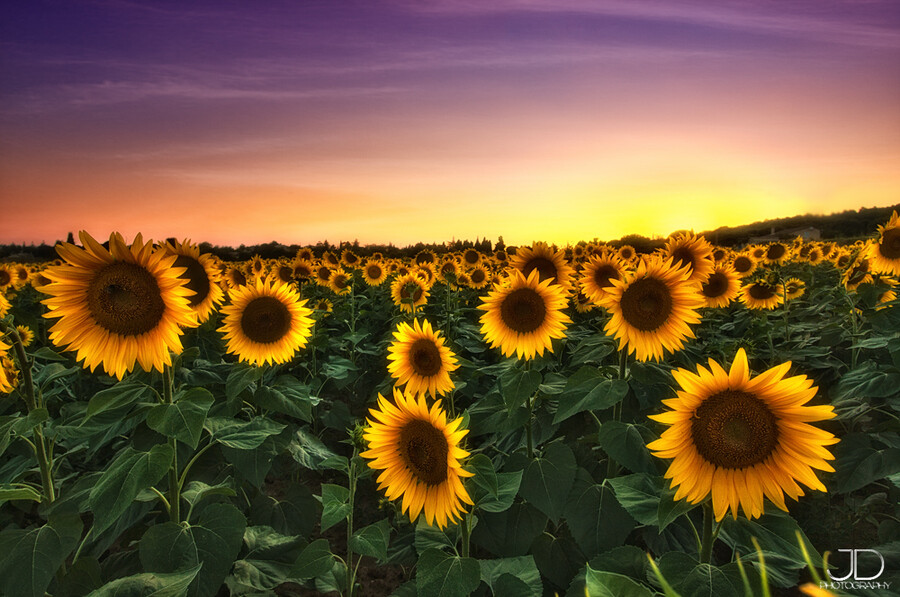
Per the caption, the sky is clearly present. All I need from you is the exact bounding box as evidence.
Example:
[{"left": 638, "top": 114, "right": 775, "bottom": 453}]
[{"left": 1, "top": 0, "right": 899, "bottom": 248}]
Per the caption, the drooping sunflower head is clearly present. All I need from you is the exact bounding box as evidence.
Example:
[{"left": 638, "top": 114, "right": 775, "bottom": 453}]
[
  {"left": 509, "top": 241, "right": 575, "bottom": 293},
  {"left": 648, "top": 348, "right": 838, "bottom": 521},
  {"left": 664, "top": 232, "right": 714, "bottom": 283},
  {"left": 478, "top": 268, "right": 571, "bottom": 360},
  {"left": 599, "top": 256, "right": 704, "bottom": 362},
  {"left": 387, "top": 319, "right": 459, "bottom": 397},
  {"left": 740, "top": 280, "right": 784, "bottom": 310},
  {"left": 361, "top": 388, "right": 474, "bottom": 529},
  {"left": 163, "top": 239, "right": 225, "bottom": 324},
  {"left": 785, "top": 277, "right": 806, "bottom": 300},
  {"left": 579, "top": 252, "right": 627, "bottom": 307},
  {"left": 41, "top": 231, "right": 197, "bottom": 380},
  {"left": 391, "top": 273, "right": 429, "bottom": 313},
  {"left": 868, "top": 211, "right": 900, "bottom": 275},
  {"left": 842, "top": 257, "right": 872, "bottom": 291},
  {"left": 700, "top": 262, "right": 740, "bottom": 308},
  {"left": 218, "top": 277, "right": 314, "bottom": 366}
]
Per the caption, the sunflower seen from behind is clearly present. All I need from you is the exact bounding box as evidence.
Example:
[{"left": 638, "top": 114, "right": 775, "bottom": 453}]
[
  {"left": 391, "top": 273, "right": 429, "bottom": 313},
  {"left": 387, "top": 319, "right": 459, "bottom": 398},
  {"left": 219, "top": 278, "right": 314, "bottom": 366},
  {"left": 599, "top": 256, "right": 703, "bottom": 362},
  {"left": 478, "top": 268, "right": 571, "bottom": 360},
  {"left": 361, "top": 388, "right": 474, "bottom": 529},
  {"left": 647, "top": 348, "right": 838, "bottom": 521},
  {"left": 41, "top": 231, "right": 197, "bottom": 380}
]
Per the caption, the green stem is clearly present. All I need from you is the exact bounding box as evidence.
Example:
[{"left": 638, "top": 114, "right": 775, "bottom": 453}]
[
  {"left": 781, "top": 279, "right": 791, "bottom": 344},
  {"left": 177, "top": 441, "right": 215, "bottom": 491},
  {"left": 525, "top": 391, "right": 534, "bottom": 459},
  {"left": 347, "top": 451, "right": 358, "bottom": 597},
  {"left": 699, "top": 502, "right": 715, "bottom": 564},
  {"left": 460, "top": 511, "right": 471, "bottom": 558},
  {"left": 162, "top": 365, "right": 181, "bottom": 523},
  {"left": 2, "top": 321, "right": 55, "bottom": 504}
]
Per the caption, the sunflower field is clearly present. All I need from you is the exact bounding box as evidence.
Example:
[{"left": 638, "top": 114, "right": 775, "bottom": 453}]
[{"left": 1, "top": 215, "right": 899, "bottom": 597}]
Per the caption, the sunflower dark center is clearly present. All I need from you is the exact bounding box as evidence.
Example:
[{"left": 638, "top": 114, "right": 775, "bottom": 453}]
[
  {"left": 416, "top": 252, "right": 435, "bottom": 264},
  {"left": 748, "top": 283, "right": 776, "bottom": 300},
  {"left": 766, "top": 244, "right": 786, "bottom": 261},
  {"left": 523, "top": 257, "right": 558, "bottom": 283},
  {"left": 691, "top": 390, "right": 778, "bottom": 468},
  {"left": 367, "top": 265, "right": 382, "bottom": 279},
  {"left": 332, "top": 274, "right": 348, "bottom": 289},
  {"left": 0, "top": 270, "right": 10, "bottom": 286},
  {"left": 880, "top": 227, "right": 900, "bottom": 259},
  {"left": 786, "top": 281, "right": 802, "bottom": 294},
  {"left": 345, "top": 254, "right": 358, "bottom": 264},
  {"left": 701, "top": 272, "right": 729, "bottom": 298},
  {"left": 409, "top": 338, "right": 442, "bottom": 377},
  {"left": 294, "top": 265, "right": 311, "bottom": 278},
  {"left": 173, "top": 255, "right": 210, "bottom": 307},
  {"left": 593, "top": 264, "right": 620, "bottom": 289},
  {"left": 399, "top": 419, "right": 448, "bottom": 485},
  {"left": 471, "top": 269, "right": 486, "bottom": 284},
  {"left": 240, "top": 296, "right": 291, "bottom": 343},
  {"left": 274, "top": 265, "right": 292, "bottom": 283},
  {"left": 836, "top": 255, "right": 850, "bottom": 268},
  {"left": 316, "top": 267, "right": 331, "bottom": 281},
  {"left": 500, "top": 287, "right": 546, "bottom": 333},
  {"left": 712, "top": 248, "right": 726, "bottom": 262},
  {"left": 441, "top": 263, "right": 456, "bottom": 276},
  {"left": 620, "top": 277, "right": 673, "bottom": 331},
  {"left": 732, "top": 256, "right": 753, "bottom": 273},
  {"left": 87, "top": 262, "right": 166, "bottom": 336},
  {"left": 464, "top": 250, "right": 479, "bottom": 264},
  {"left": 671, "top": 247, "right": 696, "bottom": 272},
  {"left": 231, "top": 270, "right": 247, "bottom": 286}
]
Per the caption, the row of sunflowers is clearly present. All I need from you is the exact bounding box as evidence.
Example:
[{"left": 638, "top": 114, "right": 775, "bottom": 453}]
[{"left": 0, "top": 212, "right": 898, "bottom": 596}]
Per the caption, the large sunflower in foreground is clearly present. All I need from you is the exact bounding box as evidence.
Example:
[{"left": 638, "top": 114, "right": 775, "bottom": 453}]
[
  {"left": 868, "top": 210, "right": 900, "bottom": 275},
  {"left": 41, "top": 231, "right": 197, "bottom": 380},
  {"left": 163, "top": 239, "right": 225, "bottom": 324},
  {"left": 599, "top": 256, "right": 704, "bottom": 362},
  {"left": 478, "top": 269, "right": 571, "bottom": 360},
  {"left": 387, "top": 319, "right": 459, "bottom": 397},
  {"left": 361, "top": 389, "right": 473, "bottom": 529},
  {"left": 218, "top": 278, "right": 314, "bottom": 366},
  {"left": 647, "top": 348, "right": 838, "bottom": 521},
  {"left": 509, "top": 241, "right": 576, "bottom": 293}
]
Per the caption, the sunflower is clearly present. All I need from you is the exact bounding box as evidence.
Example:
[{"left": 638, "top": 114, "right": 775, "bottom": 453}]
[
  {"left": 510, "top": 242, "right": 575, "bottom": 293},
  {"left": 314, "top": 298, "right": 333, "bottom": 315},
  {"left": 272, "top": 262, "right": 295, "bottom": 285},
  {"left": 437, "top": 259, "right": 459, "bottom": 284},
  {"left": 41, "top": 231, "right": 197, "bottom": 380},
  {"left": 391, "top": 273, "right": 429, "bottom": 313},
  {"left": 711, "top": 247, "right": 729, "bottom": 263},
  {"left": 314, "top": 263, "right": 333, "bottom": 286},
  {"left": 15, "top": 325, "right": 34, "bottom": 348},
  {"left": 579, "top": 251, "right": 627, "bottom": 306},
  {"left": 664, "top": 232, "right": 714, "bottom": 283},
  {"left": 467, "top": 265, "right": 490, "bottom": 289},
  {"left": 731, "top": 253, "right": 757, "bottom": 279},
  {"left": 322, "top": 251, "right": 341, "bottom": 267},
  {"left": 700, "top": 263, "right": 740, "bottom": 308},
  {"left": 0, "top": 265, "right": 13, "bottom": 292},
  {"left": 12, "top": 265, "right": 30, "bottom": 290},
  {"left": 292, "top": 259, "right": 314, "bottom": 281},
  {"left": 218, "top": 278, "right": 313, "bottom": 366},
  {"left": 328, "top": 268, "right": 352, "bottom": 296},
  {"left": 341, "top": 249, "right": 360, "bottom": 269},
  {"left": 478, "top": 269, "right": 571, "bottom": 360},
  {"left": 415, "top": 264, "right": 436, "bottom": 288},
  {"left": 740, "top": 281, "right": 784, "bottom": 310},
  {"left": 295, "top": 247, "right": 315, "bottom": 262},
  {"left": 0, "top": 354, "right": 17, "bottom": 394},
  {"left": 461, "top": 248, "right": 481, "bottom": 267},
  {"left": 362, "top": 261, "right": 388, "bottom": 286},
  {"left": 599, "top": 256, "right": 704, "bottom": 362},
  {"left": 494, "top": 249, "right": 508, "bottom": 264},
  {"left": 163, "top": 239, "right": 225, "bottom": 324},
  {"left": 806, "top": 247, "right": 823, "bottom": 266},
  {"left": 387, "top": 319, "right": 458, "bottom": 397},
  {"left": 833, "top": 250, "right": 852, "bottom": 270},
  {"left": 785, "top": 278, "right": 806, "bottom": 300},
  {"left": 225, "top": 266, "right": 249, "bottom": 289},
  {"left": 361, "top": 389, "right": 473, "bottom": 529},
  {"left": 415, "top": 250, "right": 436, "bottom": 266},
  {"left": 868, "top": 210, "right": 900, "bottom": 275},
  {"left": 617, "top": 245, "right": 637, "bottom": 263},
  {"left": 0, "top": 293, "right": 10, "bottom": 318},
  {"left": 573, "top": 291, "right": 596, "bottom": 313},
  {"left": 249, "top": 255, "right": 266, "bottom": 278},
  {"left": 764, "top": 242, "right": 790, "bottom": 265},
  {"left": 30, "top": 269, "right": 53, "bottom": 294},
  {"left": 750, "top": 245, "right": 767, "bottom": 262},
  {"left": 842, "top": 257, "right": 872, "bottom": 291},
  {"left": 647, "top": 348, "right": 838, "bottom": 521}
]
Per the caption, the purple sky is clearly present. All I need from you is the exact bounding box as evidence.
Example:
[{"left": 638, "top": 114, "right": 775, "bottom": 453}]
[{"left": 2, "top": 1, "right": 899, "bottom": 246}]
